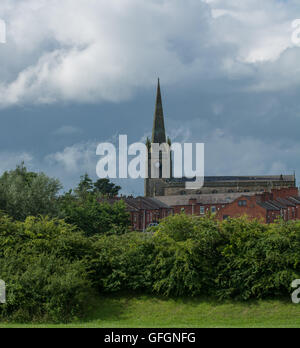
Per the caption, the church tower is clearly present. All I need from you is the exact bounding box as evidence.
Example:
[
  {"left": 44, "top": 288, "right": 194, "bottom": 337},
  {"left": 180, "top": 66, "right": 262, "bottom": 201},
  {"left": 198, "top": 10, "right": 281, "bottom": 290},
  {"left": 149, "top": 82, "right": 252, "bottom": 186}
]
[{"left": 145, "top": 79, "right": 172, "bottom": 197}]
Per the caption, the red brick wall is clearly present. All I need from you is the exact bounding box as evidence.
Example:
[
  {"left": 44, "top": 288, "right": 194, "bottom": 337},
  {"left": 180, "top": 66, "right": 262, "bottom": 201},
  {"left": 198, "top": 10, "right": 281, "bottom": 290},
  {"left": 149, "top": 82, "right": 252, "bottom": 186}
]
[
  {"left": 216, "top": 196, "right": 267, "bottom": 223},
  {"left": 272, "top": 187, "right": 299, "bottom": 200},
  {"left": 173, "top": 203, "right": 224, "bottom": 216},
  {"left": 258, "top": 187, "right": 299, "bottom": 202}
]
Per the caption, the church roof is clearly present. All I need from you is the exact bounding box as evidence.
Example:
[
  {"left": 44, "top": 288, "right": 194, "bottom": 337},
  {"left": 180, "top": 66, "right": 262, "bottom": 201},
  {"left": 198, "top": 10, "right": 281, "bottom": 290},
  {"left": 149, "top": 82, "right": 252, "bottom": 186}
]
[
  {"left": 166, "top": 175, "right": 295, "bottom": 184},
  {"left": 155, "top": 192, "right": 257, "bottom": 206}
]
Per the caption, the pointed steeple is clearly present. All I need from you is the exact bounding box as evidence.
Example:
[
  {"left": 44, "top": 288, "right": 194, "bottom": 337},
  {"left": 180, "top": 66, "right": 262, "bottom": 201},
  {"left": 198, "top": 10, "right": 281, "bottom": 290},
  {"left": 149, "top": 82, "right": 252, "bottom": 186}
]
[{"left": 152, "top": 78, "right": 167, "bottom": 144}]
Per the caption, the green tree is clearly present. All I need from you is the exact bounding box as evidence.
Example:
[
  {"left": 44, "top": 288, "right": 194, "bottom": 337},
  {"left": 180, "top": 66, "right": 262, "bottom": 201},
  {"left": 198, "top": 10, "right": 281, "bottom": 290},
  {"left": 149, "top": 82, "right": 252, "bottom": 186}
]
[
  {"left": 0, "top": 164, "right": 62, "bottom": 220},
  {"left": 75, "top": 174, "right": 94, "bottom": 199},
  {"left": 93, "top": 178, "right": 121, "bottom": 197},
  {"left": 59, "top": 193, "right": 130, "bottom": 237}
]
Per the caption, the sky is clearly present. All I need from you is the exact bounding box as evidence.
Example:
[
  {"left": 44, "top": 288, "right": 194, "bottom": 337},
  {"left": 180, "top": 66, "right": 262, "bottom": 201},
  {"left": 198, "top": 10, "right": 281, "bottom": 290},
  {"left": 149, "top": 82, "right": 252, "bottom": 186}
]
[{"left": 0, "top": 0, "right": 300, "bottom": 195}]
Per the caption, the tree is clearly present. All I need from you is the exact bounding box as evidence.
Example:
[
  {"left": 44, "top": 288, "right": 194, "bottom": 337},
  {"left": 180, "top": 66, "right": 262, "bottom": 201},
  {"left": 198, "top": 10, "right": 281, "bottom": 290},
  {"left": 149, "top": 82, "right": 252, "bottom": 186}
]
[
  {"left": 75, "top": 174, "right": 94, "bottom": 199},
  {"left": 0, "top": 164, "right": 62, "bottom": 220},
  {"left": 59, "top": 193, "right": 130, "bottom": 237},
  {"left": 93, "top": 178, "right": 121, "bottom": 197}
]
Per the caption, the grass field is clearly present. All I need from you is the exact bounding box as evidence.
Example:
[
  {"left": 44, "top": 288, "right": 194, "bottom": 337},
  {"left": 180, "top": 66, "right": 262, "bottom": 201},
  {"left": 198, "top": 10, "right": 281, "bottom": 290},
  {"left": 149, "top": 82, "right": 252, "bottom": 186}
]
[{"left": 0, "top": 295, "right": 300, "bottom": 328}]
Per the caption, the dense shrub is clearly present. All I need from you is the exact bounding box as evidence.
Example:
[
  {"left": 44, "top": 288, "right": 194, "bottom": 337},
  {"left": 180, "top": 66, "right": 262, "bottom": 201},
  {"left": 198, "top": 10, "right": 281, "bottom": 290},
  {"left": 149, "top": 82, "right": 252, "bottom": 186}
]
[
  {"left": 0, "top": 253, "right": 92, "bottom": 322},
  {"left": 1, "top": 212, "right": 300, "bottom": 323},
  {"left": 217, "top": 217, "right": 300, "bottom": 300},
  {"left": 0, "top": 215, "right": 94, "bottom": 322},
  {"left": 150, "top": 215, "right": 223, "bottom": 297},
  {"left": 89, "top": 214, "right": 300, "bottom": 300},
  {"left": 59, "top": 194, "right": 131, "bottom": 237},
  {"left": 91, "top": 233, "right": 155, "bottom": 292}
]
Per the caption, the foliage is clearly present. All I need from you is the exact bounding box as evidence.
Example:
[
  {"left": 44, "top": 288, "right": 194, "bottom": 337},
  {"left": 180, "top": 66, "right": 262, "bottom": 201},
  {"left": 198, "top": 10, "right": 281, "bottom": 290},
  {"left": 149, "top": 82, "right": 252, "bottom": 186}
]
[
  {"left": 58, "top": 193, "right": 130, "bottom": 237},
  {"left": 75, "top": 175, "right": 121, "bottom": 199},
  {"left": 1, "top": 208, "right": 300, "bottom": 323},
  {"left": 91, "top": 233, "right": 155, "bottom": 292},
  {"left": 75, "top": 174, "right": 94, "bottom": 199},
  {"left": 0, "top": 215, "right": 94, "bottom": 322},
  {"left": 150, "top": 214, "right": 223, "bottom": 297},
  {"left": 93, "top": 178, "right": 121, "bottom": 197},
  {"left": 0, "top": 164, "right": 61, "bottom": 220},
  {"left": 89, "top": 214, "right": 300, "bottom": 300},
  {"left": 217, "top": 217, "right": 300, "bottom": 300}
]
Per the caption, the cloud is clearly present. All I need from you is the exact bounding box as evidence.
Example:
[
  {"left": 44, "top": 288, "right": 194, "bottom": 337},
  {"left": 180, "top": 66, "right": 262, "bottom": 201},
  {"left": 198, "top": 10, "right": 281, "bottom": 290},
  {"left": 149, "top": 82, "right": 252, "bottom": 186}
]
[
  {"left": 0, "top": 151, "right": 33, "bottom": 172},
  {"left": 0, "top": 0, "right": 300, "bottom": 107},
  {"left": 45, "top": 141, "right": 97, "bottom": 173},
  {"left": 167, "top": 124, "right": 299, "bottom": 177},
  {"left": 53, "top": 125, "right": 82, "bottom": 136}
]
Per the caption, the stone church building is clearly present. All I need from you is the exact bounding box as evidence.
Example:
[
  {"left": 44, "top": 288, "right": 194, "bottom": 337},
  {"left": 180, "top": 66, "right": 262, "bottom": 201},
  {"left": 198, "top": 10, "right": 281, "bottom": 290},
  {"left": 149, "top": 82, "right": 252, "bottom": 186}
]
[{"left": 145, "top": 80, "right": 296, "bottom": 198}]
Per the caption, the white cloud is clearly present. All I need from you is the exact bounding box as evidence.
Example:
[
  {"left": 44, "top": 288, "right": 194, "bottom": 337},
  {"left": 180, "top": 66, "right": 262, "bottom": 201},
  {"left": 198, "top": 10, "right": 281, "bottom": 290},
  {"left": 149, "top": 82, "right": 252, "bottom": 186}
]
[
  {"left": 45, "top": 141, "right": 97, "bottom": 173},
  {"left": 0, "top": 0, "right": 299, "bottom": 107}
]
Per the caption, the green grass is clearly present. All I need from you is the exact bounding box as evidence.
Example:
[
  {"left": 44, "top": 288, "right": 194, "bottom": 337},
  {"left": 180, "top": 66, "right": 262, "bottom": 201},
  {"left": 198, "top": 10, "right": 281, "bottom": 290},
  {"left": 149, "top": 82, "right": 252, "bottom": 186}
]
[{"left": 1, "top": 295, "right": 300, "bottom": 328}]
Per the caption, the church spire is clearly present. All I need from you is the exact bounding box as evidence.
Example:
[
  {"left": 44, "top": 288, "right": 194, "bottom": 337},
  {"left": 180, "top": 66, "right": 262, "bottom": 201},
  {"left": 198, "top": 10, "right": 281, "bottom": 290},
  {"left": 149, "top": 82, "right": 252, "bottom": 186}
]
[{"left": 152, "top": 78, "right": 167, "bottom": 144}]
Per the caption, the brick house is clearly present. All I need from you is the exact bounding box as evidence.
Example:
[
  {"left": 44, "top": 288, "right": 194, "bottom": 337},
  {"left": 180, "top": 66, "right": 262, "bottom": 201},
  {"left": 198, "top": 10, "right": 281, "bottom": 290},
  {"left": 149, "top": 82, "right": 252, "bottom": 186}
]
[
  {"left": 101, "top": 196, "right": 173, "bottom": 231},
  {"left": 156, "top": 192, "right": 254, "bottom": 217},
  {"left": 155, "top": 187, "right": 300, "bottom": 224},
  {"left": 216, "top": 187, "right": 300, "bottom": 223}
]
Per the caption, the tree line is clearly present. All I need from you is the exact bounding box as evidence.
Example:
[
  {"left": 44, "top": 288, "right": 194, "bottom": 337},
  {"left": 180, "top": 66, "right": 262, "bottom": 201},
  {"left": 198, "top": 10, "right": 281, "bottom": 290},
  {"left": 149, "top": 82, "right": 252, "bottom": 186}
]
[{"left": 0, "top": 165, "right": 299, "bottom": 323}]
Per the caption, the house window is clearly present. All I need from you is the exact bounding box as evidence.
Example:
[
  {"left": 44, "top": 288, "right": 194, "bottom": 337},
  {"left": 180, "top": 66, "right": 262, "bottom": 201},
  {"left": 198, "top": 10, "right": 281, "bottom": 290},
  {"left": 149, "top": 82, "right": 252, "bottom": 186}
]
[
  {"left": 211, "top": 206, "right": 216, "bottom": 213},
  {"left": 223, "top": 215, "right": 230, "bottom": 220},
  {"left": 238, "top": 200, "right": 247, "bottom": 207},
  {"left": 200, "top": 206, "right": 205, "bottom": 215}
]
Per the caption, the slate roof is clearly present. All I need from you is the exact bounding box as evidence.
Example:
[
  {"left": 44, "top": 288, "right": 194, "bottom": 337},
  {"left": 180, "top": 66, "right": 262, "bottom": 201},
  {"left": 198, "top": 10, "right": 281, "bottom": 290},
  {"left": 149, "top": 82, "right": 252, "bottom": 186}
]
[
  {"left": 99, "top": 197, "right": 172, "bottom": 212},
  {"left": 125, "top": 197, "right": 172, "bottom": 211},
  {"left": 277, "top": 198, "right": 296, "bottom": 207},
  {"left": 166, "top": 175, "right": 295, "bottom": 184},
  {"left": 288, "top": 196, "right": 300, "bottom": 204},
  {"left": 155, "top": 192, "right": 257, "bottom": 206},
  {"left": 257, "top": 202, "right": 280, "bottom": 211}
]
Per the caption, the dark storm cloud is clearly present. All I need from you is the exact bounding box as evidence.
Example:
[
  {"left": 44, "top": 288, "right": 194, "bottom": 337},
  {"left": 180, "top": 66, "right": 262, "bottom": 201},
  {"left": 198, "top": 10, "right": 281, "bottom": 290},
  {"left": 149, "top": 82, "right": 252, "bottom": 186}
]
[{"left": 0, "top": 0, "right": 300, "bottom": 194}]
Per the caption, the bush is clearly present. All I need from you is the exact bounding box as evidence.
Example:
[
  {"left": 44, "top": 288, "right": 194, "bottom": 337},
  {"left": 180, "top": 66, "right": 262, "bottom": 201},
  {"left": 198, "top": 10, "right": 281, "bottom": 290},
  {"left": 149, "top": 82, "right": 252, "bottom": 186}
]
[
  {"left": 1, "top": 212, "right": 300, "bottom": 323},
  {"left": 90, "top": 214, "right": 300, "bottom": 300},
  {"left": 91, "top": 233, "right": 155, "bottom": 292},
  {"left": 59, "top": 194, "right": 131, "bottom": 237},
  {"left": 0, "top": 215, "right": 94, "bottom": 322},
  {"left": 217, "top": 217, "right": 300, "bottom": 300},
  {"left": 150, "top": 214, "right": 223, "bottom": 297},
  {"left": 0, "top": 253, "right": 92, "bottom": 322}
]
